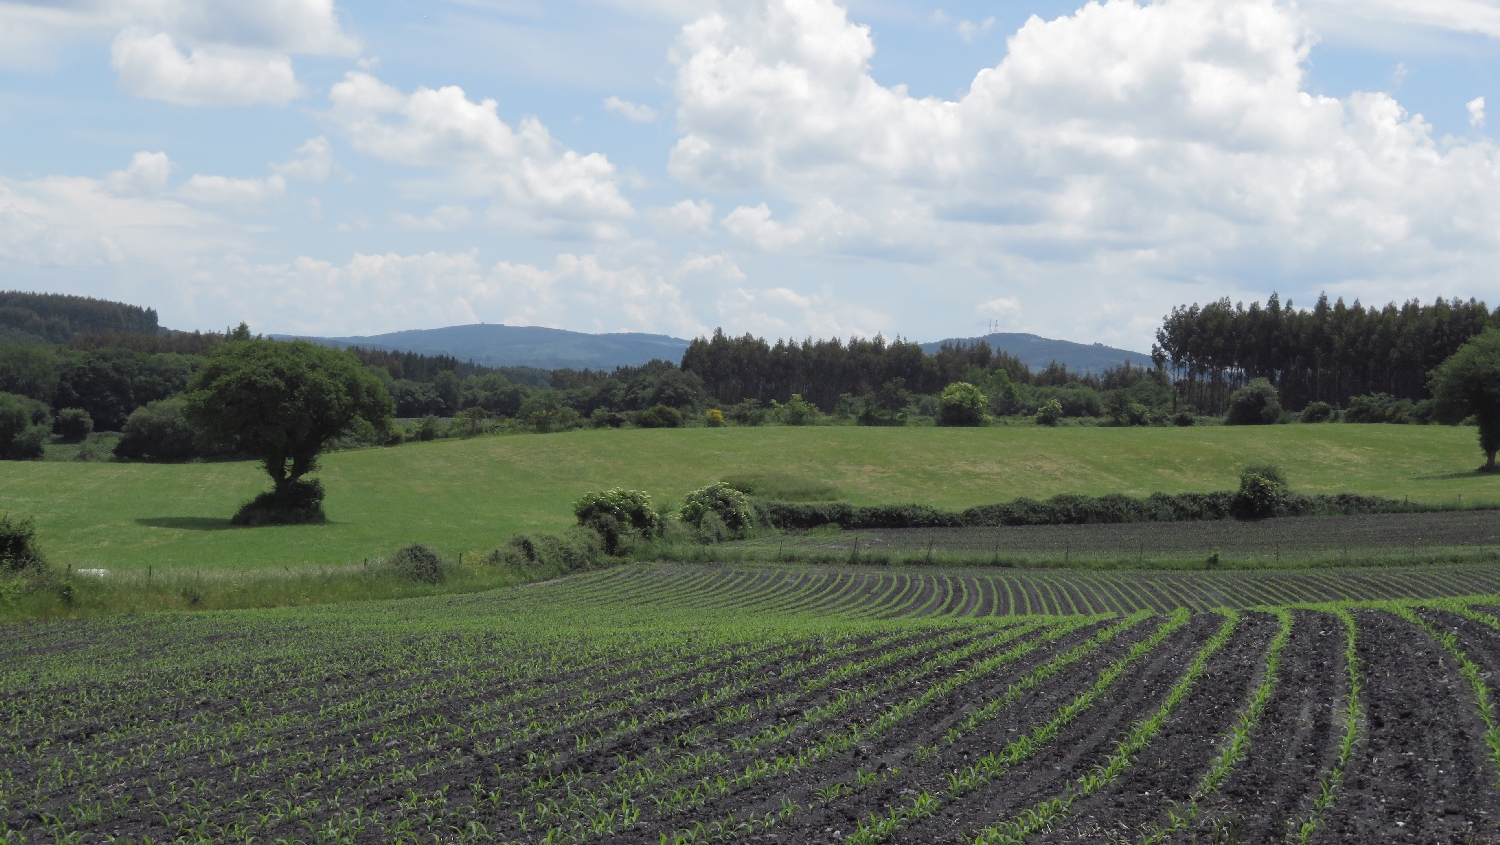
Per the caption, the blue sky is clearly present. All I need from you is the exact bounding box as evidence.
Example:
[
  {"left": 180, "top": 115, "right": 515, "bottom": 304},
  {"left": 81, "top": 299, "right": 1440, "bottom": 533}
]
[{"left": 2, "top": 0, "right": 1498, "bottom": 351}]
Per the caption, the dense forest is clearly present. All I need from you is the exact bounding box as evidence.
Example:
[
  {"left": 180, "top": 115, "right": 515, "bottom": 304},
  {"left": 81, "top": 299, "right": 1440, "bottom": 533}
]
[
  {"left": 1155, "top": 294, "right": 1499, "bottom": 413},
  {"left": 1, "top": 289, "right": 1496, "bottom": 463},
  {"left": 0, "top": 291, "right": 158, "bottom": 343}
]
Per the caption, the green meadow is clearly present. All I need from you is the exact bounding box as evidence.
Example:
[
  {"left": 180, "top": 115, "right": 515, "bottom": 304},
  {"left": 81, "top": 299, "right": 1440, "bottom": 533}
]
[{"left": 1, "top": 423, "right": 1495, "bottom": 574}]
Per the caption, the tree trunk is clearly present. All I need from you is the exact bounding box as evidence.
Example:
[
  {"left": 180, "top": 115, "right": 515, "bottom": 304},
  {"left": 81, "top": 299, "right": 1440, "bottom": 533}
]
[{"left": 1488, "top": 450, "right": 1496, "bottom": 471}]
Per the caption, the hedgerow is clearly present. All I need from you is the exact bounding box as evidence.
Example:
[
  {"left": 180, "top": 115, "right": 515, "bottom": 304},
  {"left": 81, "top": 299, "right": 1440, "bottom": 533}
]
[{"left": 752, "top": 489, "right": 1424, "bottom": 531}]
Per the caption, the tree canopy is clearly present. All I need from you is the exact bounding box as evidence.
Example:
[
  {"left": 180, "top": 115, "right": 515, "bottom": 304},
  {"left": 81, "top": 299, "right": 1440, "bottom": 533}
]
[
  {"left": 184, "top": 340, "right": 393, "bottom": 491},
  {"left": 1428, "top": 328, "right": 1500, "bottom": 470}
]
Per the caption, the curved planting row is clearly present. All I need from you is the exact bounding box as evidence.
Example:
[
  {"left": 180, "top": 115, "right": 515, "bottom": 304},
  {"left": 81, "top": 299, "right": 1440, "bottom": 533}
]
[
  {"left": 5, "top": 590, "right": 1500, "bottom": 843},
  {"left": 551, "top": 563, "right": 1500, "bottom": 617}
]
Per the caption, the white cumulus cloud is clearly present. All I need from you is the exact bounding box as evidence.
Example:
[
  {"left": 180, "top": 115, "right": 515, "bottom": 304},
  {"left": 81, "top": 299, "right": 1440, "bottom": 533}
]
[
  {"left": 106, "top": 151, "right": 174, "bottom": 196},
  {"left": 604, "top": 96, "right": 659, "bottom": 122},
  {"left": 273, "top": 137, "right": 335, "bottom": 182},
  {"left": 667, "top": 0, "right": 1500, "bottom": 327},
  {"left": 111, "top": 28, "right": 303, "bottom": 106},
  {"left": 1470, "top": 96, "right": 1487, "bottom": 127},
  {"left": 176, "top": 173, "right": 286, "bottom": 204},
  {"left": 977, "top": 296, "right": 1021, "bottom": 317},
  {"left": 329, "top": 72, "right": 634, "bottom": 234},
  {"left": 7, "top": 0, "right": 358, "bottom": 102},
  {"left": 393, "top": 205, "right": 472, "bottom": 231},
  {"left": 647, "top": 199, "right": 715, "bottom": 235}
]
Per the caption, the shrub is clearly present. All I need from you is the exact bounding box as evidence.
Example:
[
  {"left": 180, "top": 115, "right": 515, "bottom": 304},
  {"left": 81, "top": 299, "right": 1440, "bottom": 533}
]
[
  {"left": 937, "top": 382, "right": 987, "bottom": 426},
  {"left": 416, "top": 415, "right": 442, "bottom": 441},
  {"left": 780, "top": 394, "right": 817, "bottom": 426},
  {"left": 590, "top": 408, "right": 628, "bottom": 428},
  {"left": 489, "top": 527, "right": 604, "bottom": 572},
  {"left": 858, "top": 379, "right": 911, "bottom": 426},
  {"left": 1028, "top": 385, "right": 1101, "bottom": 418},
  {"left": 1232, "top": 463, "right": 1288, "bottom": 519},
  {"left": 1300, "top": 401, "right": 1334, "bottom": 423},
  {"left": 0, "top": 513, "right": 48, "bottom": 575},
  {"left": 1104, "top": 392, "right": 1152, "bottom": 426},
  {"left": 0, "top": 392, "right": 48, "bottom": 460},
  {"left": 1344, "top": 392, "right": 1412, "bottom": 424},
  {"left": 1225, "top": 378, "right": 1282, "bottom": 425},
  {"left": 231, "top": 479, "right": 326, "bottom": 526},
  {"left": 704, "top": 408, "right": 725, "bottom": 427},
  {"left": 729, "top": 400, "right": 767, "bottom": 426},
  {"left": 390, "top": 543, "right": 446, "bottom": 584},
  {"left": 519, "top": 397, "right": 579, "bottom": 432},
  {"left": 54, "top": 407, "right": 93, "bottom": 442},
  {"left": 636, "top": 404, "right": 682, "bottom": 428},
  {"left": 574, "top": 488, "right": 662, "bottom": 553},
  {"left": 453, "top": 406, "right": 489, "bottom": 436},
  {"left": 1034, "top": 398, "right": 1063, "bottom": 426},
  {"left": 828, "top": 393, "right": 856, "bottom": 420},
  {"left": 115, "top": 397, "right": 200, "bottom": 462},
  {"left": 679, "top": 482, "right": 755, "bottom": 540},
  {"left": 1172, "top": 410, "right": 1196, "bottom": 427}
]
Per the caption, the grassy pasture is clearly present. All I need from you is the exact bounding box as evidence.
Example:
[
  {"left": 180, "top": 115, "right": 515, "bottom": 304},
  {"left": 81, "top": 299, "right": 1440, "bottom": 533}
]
[{"left": 1, "top": 423, "right": 1496, "bottom": 574}]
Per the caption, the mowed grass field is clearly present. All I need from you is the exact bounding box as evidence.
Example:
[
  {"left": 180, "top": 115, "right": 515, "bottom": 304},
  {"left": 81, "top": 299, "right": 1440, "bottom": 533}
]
[{"left": 1, "top": 424, "right": 1496, "bottom": 574}]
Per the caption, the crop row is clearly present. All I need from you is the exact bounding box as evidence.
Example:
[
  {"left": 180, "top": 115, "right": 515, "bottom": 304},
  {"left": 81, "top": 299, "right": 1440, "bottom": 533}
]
[
  {"left": 555, "top": 562, "right": 1500, "bottom": 617},
  {"left": 5, "top": 590, "right": 1500, "bottom": 843}
]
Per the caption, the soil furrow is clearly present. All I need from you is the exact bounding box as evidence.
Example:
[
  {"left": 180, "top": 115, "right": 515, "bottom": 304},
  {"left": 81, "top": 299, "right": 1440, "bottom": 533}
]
[
  {"left": 1310, "top": 609, "right": 1500, "bottom": 843},
  {"left": 1031, "top": 611, "right": 1280, "bottom": 843}
]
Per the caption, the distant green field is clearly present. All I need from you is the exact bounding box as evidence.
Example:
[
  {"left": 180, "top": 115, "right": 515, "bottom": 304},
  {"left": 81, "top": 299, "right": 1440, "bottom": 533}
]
[{"left": 1, "top": 424, "right": 1496, "bottom": 574}]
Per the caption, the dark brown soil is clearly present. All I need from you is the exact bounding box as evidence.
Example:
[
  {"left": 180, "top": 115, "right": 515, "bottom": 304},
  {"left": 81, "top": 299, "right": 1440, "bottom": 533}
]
[
  {"left": 1030, "top": 611, "right": 1280, "bottom": 843},
  {"left": 1188, "top": 609, "right": 1347, "bottom": 842},
  {"left": 1311, "top": 610, "right": 1500, "bottom": 843},
  {"left": 897, "top": 613, "right": 1226, "bottom": 843}
]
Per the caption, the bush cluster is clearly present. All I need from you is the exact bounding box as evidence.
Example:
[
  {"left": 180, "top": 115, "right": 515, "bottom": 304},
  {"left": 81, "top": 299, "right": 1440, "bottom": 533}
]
[
  {"left": 53, "top": 407, "right": 93, "bottom": 442},
  {"left": 574, "top": 488, "right": 662, "bottom": 552},
  {"left": 937, "top": 382, "right": 987, "bottom": 426},
  {"left": 389, "top": 543, "right": 446, "bottom": 584},
  {"left": 1225, "top": 378, "right": 1282, "bottom": 425},
  {"left": 678, "top": 482, "right": 756, "bottom": 542},
  {"left": 114, "top": 397, "right": 202, "bottom": 462},
  {"left": 1300, "top": 401, "right": 1334, "bottom": 423},
  {"left": 0, "top": 391, "right": 49, "bottom": 460},
  {"left": 636, "top": 404, "right": 682, "bottom": 428},
  {"left": 0, "top": 513, "right": 48, "bottom": 576},
  {"left": 488, "top": 527, "right": 604, "bottom": 573}
]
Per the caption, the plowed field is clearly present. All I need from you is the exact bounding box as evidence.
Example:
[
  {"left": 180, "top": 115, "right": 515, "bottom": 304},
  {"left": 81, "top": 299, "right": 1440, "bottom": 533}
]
[{"left": 4, "top": 564, "right": 1500, "bottom": 844}]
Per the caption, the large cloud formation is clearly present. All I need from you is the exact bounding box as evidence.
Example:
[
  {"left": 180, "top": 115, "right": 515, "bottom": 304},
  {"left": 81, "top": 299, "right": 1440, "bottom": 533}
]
[
  {"left": 3, "top": 0, "right": 359, "bottom": 105},
  {"left": 671, "top": 0, "right": 1500, "bottom": 313},
  {"left": 329, "top": 73, "right": 636, "bottom": 237}
]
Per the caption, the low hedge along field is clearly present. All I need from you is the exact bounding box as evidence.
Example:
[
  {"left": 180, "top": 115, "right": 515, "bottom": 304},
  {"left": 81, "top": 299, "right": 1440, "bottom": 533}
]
[
  {"left": 0, "top": 423, "right": 1496, "bottom": 574},
  {"left": 5, "top": 565, "right": 1500, "bottom": 843}
]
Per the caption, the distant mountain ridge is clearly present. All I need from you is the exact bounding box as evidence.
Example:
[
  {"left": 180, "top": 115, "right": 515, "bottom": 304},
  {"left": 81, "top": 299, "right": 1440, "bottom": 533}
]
[
  {"left": 275, "top": 324, "right": 693, "bottom": 370},
  {"left": 281, "top": 323, "right": 1152, "bottom": 375},
  {"left": 920, "top": 332, "right": 1153, "bottom": 375}
]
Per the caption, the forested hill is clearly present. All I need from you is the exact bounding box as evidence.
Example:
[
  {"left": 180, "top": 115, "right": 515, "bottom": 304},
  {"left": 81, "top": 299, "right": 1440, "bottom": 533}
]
[
  {"left": 0, "top": 291, "right": 159, "bottom": 345},
  {"left": 278, "top": 324, "right": 692, "bottom": 370},
  {"left": 920, "top": 332, "right": 1152, "bottom": 374}
]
